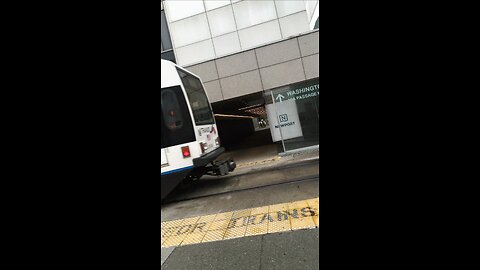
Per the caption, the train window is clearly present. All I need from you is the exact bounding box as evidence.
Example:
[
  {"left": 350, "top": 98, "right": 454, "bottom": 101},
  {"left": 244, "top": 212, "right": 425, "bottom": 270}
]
[
  {"left": 177, "top": 68, "right": 215, "bottom": 126},
  {"left": 161, "top": 89, "right": 183, "bottom": 131},
  {"left": 161, "top": 86, "right": 196, "bottom": 148}
]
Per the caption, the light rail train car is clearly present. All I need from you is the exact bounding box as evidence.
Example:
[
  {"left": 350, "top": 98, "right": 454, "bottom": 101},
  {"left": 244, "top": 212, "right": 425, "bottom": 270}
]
[{"left": 161, "top": 59, "right": 235, "bottom": 199}]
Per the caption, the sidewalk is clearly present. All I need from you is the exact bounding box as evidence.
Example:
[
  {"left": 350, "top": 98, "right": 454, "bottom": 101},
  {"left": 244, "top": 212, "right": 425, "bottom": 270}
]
[
  {"left": 162, "top": 228, "right": 319, "bottom": 270},
  {"left": 217, "top": 143, "right": 319, "bottom": 178},
  {"left": 161, "top": 143, "right": 320, "bottom": 269}
]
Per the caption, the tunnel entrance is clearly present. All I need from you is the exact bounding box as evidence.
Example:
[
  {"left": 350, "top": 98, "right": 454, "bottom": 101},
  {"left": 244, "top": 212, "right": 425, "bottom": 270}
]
[{"left": 211, "top": 92, "right": 280, "bottom": 165}]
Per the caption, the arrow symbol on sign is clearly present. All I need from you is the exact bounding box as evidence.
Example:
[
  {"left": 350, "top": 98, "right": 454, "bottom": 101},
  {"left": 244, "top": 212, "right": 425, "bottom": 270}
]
[{"left": 276, "top": 94, "right": 285, "bottom": 102}]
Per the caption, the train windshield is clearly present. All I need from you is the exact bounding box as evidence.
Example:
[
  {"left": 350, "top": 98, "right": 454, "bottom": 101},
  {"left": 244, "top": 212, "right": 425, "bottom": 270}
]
[{"left": 177, "top": 68, "right": 215, "bottom": 126}]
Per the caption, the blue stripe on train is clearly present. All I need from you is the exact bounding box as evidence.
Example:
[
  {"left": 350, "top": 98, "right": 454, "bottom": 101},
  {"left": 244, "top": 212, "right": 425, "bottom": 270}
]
[{"left": 160, "top": 166, "right": 194, "bottom": 176}]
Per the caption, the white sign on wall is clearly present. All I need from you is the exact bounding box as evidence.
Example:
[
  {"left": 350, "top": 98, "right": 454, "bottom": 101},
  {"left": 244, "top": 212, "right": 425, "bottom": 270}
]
[{"left": 266, "top": 99, "right": 303, "bottom": 142}]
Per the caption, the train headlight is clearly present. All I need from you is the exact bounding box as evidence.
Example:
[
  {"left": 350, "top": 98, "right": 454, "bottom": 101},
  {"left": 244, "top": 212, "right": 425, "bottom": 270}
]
[{"left": 215, "top": 137, "right": 220, "bottom": 146}]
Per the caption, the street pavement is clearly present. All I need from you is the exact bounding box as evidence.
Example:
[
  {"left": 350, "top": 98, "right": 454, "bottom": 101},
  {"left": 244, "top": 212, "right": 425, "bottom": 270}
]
[
  {"left": 161, "top": 228, "right": 319, "bottom": 270},
  {"left": 161, "top": 152, "right": 319, "bottom": 269}
]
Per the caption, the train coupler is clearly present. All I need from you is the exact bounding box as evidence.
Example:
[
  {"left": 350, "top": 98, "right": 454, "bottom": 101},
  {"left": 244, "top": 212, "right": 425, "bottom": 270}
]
[{"left": 207, "top": 159, "right": 236, "bottom": 176}]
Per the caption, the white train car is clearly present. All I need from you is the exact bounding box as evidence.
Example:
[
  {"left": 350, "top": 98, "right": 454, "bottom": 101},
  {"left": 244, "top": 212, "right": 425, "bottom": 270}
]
[{"left": 161, "top": 59, "right": 235, "bottom": 199}]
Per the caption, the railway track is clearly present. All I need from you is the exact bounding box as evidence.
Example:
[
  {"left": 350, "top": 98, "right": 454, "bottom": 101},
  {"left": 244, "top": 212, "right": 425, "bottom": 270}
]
[{"left": 162, "top": 175, "right": 318, "bottom": 204}]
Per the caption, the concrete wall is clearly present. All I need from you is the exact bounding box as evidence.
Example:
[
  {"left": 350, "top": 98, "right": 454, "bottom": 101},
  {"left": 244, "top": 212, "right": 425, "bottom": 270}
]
[{"left": 185, "top": 30, "right": 319, "bottom": 104}]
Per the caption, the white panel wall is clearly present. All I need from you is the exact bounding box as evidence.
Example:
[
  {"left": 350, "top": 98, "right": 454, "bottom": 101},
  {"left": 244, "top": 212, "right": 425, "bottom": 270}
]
[
  {"left": 164, "top": 0, "right": 205, "bottom": 22},
  {"left": 163, "top": 0, "right": 316, "bottom": 66},
  {"left": 207, "top": 5, "right": 236, "bottom": 37},
  {"left": 204, "top": 0, "right": 230, "bottom": 11},
  {"left": 238, "top": 20, "right": 282, "bottom": 50},
  {"left": 213, "top": 32, "right": 241, "bottom": 56},
  {"left": 169, "top": 13, "right": 210, "bottom": 47},
  {"left": 305, "top": 0, "right": 318, "bottom": 22},
  {"left": 279, "top": 11, "right": 310, "bottom": 38},
  {"left": 176, "top": 39, "right": 215, "bottom": 66},
  {"left": 274, "top": 0, "right": 305, "bottom": 17},
  {"left": 232, "top": 0, "right": 277, "bottom": 29},
  {"left": 309, "top": 2, "right": 319, "bottom": 30}
]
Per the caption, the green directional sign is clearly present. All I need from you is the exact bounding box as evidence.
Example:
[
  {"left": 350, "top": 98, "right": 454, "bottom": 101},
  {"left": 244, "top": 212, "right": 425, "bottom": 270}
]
[
  {"left": 273, "top": 79, "right": 319, "bottom": 103},
  {"left": 275, "top": 93, "right": 286, "bottom": 102}
]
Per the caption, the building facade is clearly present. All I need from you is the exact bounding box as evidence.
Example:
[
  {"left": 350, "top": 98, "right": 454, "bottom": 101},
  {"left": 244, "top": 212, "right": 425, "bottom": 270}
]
[
  {"left": 161, "top": 0, "right": 319, "bottom": 153},
  {"left": 161, "top": 0, "right": 176, "bottom": 63}
]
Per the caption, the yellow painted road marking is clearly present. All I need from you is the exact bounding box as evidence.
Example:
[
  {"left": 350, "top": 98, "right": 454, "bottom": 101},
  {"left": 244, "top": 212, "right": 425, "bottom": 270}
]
[
  {"left": 245, "top": 213, "right": 269, "bottom": 236},
  {"left": 161, "top": 197, "right": 319, "bottom": 248},
  {"left": 202, "top": 229, "right": 225, "bottom": 243},
  {"left": 267, "top": 213, "right": 291, "bottom": 233},
  {"left": 208, "top": 219, "right": 230, "bottom": 231},
  {"left": 223, "top": 224, "right": 247, "bottom": 240},
  {"left": 197, "top": 213, "right": 217, "bottom": 223},
  {"left": 268, "top": 203, "right": 288, "bottom": 212},
  {"left": 214, "top": 211, "right": 234, "bottom": 221},
  {"left": 306, "top": 198, "right": 319, "bottom": 226},
  {"left": 250, "top": 206, "right": 269, "bottom": 215}
]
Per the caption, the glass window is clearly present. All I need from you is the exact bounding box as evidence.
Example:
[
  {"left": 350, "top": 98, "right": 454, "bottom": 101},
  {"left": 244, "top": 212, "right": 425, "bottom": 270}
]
[
  {"left": 161, "top": 86, "right": 196, "bottom": 148},
  {"left": 264, "top": 78, "right": 319, "bottom": 152},
  {"left": 177, "top": 68, "right": 215, "bottom": 126},
  {"left": 161, "top": 50, "right": 176, "bottom": 63},
  {"left": 161, "top": 10, "right": 172, "bottom": 51},
  {"left": 232, "top": 0, "right": 277, "bottom": 29},
  {"left": 162, "top": 89, "right": 184, "bottom": 131}
]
